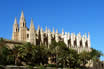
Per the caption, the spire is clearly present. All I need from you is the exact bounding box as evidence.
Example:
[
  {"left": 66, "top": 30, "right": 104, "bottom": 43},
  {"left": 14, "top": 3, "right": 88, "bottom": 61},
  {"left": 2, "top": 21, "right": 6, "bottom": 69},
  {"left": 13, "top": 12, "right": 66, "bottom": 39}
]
[
  {"left": 37, "top": 25, "right": 40, "bottom": 35},
  {"left": 29, "top": 19, "right": 36, "bottom": 45},
  {"left": 41, "top": 27, "right": 43, "bottom": 32},
  {"left": 45, "top": 26, "right": 48, "bottom": 33},
  {"left": 62, "top": 28, "right": 64, "bottom": 35},
  {"left": 37, "top": 25, "right": 40, "bottom": 31},
  {"left": 84, "top": 33, "right": 87, "bottom": 41},
  {"left": 78, "top": 32, "right": 81, "bottom": 40},
  {"left": 19, "top": 10, "right": 26, "bottom": 28},
  {"left": 48, "top": 29, "right": 51, "bottom": 33},
  {"left": 68, "top": 32, "right": 70, "bottom": 39},
  {"left": 53, "top": 27, "right": 55, "bottom": 33},
  {"left": 52, "top": 27, "right": 55, "bottom": 38},
  {"left": 13, "top": 17, "right": 19, "bottom": 32},
  {"left": 14, "top": 17, "right": 17, "bottom": 24},
  {"left": 45, "top": 26, "right": 47, "bottom": 31},
  {"left": 88, "top": 32, "right": 91, "bottom": 48},
  {"left": 20, "top": 10, "right": 25, "bottom": 19},
  {"left": 65, "top": 32, "right": 67, "bottom": 35},
  {"left": 56, "top": 29, "right": 58, "bottom": 34},
  {"left": 88, "top": 32, "right": 90, "bottom": 40},
  {"left": 82, "top": 35, "right": 85, "bottom": 48},
  {"left": 30, "top": 18, "right": 35, "bottom": 30}
]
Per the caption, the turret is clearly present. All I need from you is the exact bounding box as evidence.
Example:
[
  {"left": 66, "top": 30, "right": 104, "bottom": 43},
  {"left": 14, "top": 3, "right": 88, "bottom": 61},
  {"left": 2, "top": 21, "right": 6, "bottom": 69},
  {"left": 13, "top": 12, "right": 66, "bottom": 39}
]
[
  {"left": 48, "top": 29, "right": 52, "bottom": 48},
  {"left": 12, "top": 17, "right": 19, "bottom": 40},
  {"left": 68, "top": 32, "right": 70, "bottom": 40},
  {"left": 37, "top": 25, "right": 40, "bottom": 36},
  {"left": 45, "top": 26, "right": 48, "bottom": 37},
  {"left": 41, "top": 27, "right": 44, "bottom": 44},
  {"left": 76, "top": 33, "right": 80, "bottom": 48},
  {"left": 84, "top": 33, "right": 87, "bottom": 42},
  {"left": 52, "top": 27, "right": 55, "bottom": 38},
  {"left": 62, "top": 28, "right": 64, "bottom": 37},
  {"left": 55, "top": 29, "right": 59, "bottom": 42},
  {"left": 29, "top": 18, "right": 36, "bottom": 45},
  {"left": 64, "top": 32, "right": 68, "bottom": 47},
  {"left": 82, "top": 35, "right": 85, "bottom": 48},
  {"left": 71, "top": 33, "right": 74, "bottom": 47},
  {"left": 88, "top": 32, "right": 91, "bottom": 48}
]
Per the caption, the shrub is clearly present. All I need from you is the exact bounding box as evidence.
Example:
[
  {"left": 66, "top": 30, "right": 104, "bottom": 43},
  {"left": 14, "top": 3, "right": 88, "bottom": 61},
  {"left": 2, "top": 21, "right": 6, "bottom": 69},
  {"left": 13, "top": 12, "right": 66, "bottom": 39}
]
[
  {"left": 47, "top": 64, "right": 56, "bottom": 67},
  {"left": 39, "top": 65, "right": 46, "bottom": 69}
]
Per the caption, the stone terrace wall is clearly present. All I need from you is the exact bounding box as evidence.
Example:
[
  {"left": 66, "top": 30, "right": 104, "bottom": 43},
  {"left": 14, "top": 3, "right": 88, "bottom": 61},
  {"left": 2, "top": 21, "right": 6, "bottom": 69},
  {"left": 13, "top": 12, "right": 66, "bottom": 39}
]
[{"left": 92, "top": 61, "right": 104, "bottom": 69}]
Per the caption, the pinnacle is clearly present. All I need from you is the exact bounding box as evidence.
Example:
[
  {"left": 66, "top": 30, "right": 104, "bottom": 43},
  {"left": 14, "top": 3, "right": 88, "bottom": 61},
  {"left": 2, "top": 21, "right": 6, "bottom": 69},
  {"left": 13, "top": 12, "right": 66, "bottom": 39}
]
[
  {"left": 56, "top": 29, "right": 58, "bottom": 33},
  {"left": 30, "top": 18, "right": 35, "bottom": 29},
  {"left": 41, "top": 27, "right": 43, "bottom": 32},
  {"left": 14, "top": 17, "right": 17, "bottom": 24},
  {"left": 30, "top": 18, "right": 33, "bottom": 24},
  {"left": 68, "top": 32, "right": 70, "bottom": 35},
  {"left": 53, "top": 27, "right": 55, "bottom": 32},
  {"left": 37, "top": 25, "right": 40, "bottom": 31},
  {"left": 45, "top": 26, "right": 48, "bottom": 32},
  {"left": 62, "top": 28, "right": 64, "bottom": 32},
  {"left": 20, "top": 10, "right": 25, "bottom": 19}
]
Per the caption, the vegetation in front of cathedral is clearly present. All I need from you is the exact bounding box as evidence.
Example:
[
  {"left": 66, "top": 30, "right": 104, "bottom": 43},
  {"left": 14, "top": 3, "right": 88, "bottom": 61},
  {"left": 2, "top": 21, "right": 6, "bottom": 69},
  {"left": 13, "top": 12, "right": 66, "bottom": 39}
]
[{"left": 0, "top": 38, "right": 103, "bottom": 69}]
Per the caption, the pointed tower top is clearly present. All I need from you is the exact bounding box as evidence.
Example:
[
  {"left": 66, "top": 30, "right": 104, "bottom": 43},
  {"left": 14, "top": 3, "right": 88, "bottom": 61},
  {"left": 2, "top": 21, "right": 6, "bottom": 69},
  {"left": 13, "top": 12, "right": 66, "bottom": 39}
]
[
  {"left": 88, "top": 32, "right": 90, "bottom": 35},
  {"left": 45, "top": 26, "right": 48, "bottom": 32},
  {"left": 48, "top": 29, "right": 51, "bottom": 33},
  {"left": 88, "top": 32, "right": 90, "bottom": 39},
  {"left": 68, "top": 32, "right": 70, "bottom": 35},
  {"left": 62, "top": 28, "right": 64, "bottom": 32},
  {"left": 41, "top": 27, "right": 43, "bottom": 32},
  {"left": 14, "top": 17, "right": 17, "bottom": 24},
  {"left": 56, "top": 29, "right": 58, "bottom": 33},
  {"left": 62, "top": 28, "right": 64, "bottom": 35},
  {"left": 30, "top": 18, "right": 35, "bottom": 29},
  {"left": 85, "top": 33, "right": 87, "bottom": 37},
  {"left": 65, "top": 32, "right": 67, "bottom": 35},
  {"left": 53, "top": 27, "right": 55, "bottom": 33},
  {"left": 37, "top": 25, "right": 40, "bottom": 31},
  {"left": 20, "top": 10, "right": 25, "bottom": 19}
]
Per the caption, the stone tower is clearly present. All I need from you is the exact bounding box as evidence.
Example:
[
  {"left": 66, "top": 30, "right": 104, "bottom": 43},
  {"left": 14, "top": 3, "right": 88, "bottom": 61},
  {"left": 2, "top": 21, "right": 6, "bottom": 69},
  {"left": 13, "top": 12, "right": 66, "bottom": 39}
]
[
  {"left": 12, "top": 17, "right": 19, "bottom": 41},
  {"left": 19, "top": 11, "right": 27, "bottom": 41},
  {"left": 29, "top": 18, "right": 36, "bottom": 45}
]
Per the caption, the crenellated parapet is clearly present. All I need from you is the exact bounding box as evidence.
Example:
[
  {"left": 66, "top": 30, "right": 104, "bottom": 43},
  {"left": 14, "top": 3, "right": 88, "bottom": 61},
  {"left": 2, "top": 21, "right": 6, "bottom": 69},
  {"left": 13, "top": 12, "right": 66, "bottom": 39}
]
[{"left": 12, "top": 11, "right": 91, "bottom": 52}]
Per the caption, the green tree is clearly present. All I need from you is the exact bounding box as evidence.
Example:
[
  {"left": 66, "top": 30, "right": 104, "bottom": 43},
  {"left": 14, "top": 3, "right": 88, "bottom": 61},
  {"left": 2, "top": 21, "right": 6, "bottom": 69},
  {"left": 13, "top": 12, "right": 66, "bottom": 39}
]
[
  {"left": 79, "top": 51, "right": 91, "bottom": 66},
  {"left": 12, "top": 42, "right": 48, "bottom": 66},
  {"left": 0, "top": 46, "right": 9, "bottom": 65},
  {"left": 90, "top": 48, "right": 103, "bottom": 61},
  {"left": 49, "top": 41, "right": 81, "bottom": 68}
]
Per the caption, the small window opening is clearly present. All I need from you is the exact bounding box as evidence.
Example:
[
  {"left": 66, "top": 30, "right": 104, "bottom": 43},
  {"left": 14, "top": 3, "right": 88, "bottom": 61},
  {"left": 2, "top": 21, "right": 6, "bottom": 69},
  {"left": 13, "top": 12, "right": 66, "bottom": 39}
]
[
  {"left": 27, "top": 34, "right": 29, "bottom": 39},
  {"left": 23, "top": 23, "right": 24, "bottom": 27},
  {"left": 16, "top": 28, "right": 18, "bottom": 32}
]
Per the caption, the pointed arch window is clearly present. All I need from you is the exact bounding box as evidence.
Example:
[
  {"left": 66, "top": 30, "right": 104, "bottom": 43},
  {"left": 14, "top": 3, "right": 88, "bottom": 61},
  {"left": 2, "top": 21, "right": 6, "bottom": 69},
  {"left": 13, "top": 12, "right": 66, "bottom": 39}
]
[
  {"left": 16, "top": 28, "right": 18, "bottom": 32},
  {"left": 27, "top": 34, "right": 29, "bottom": 39},
  {"left": 23, "top": 23, "right": 24, "bottom": 27}
]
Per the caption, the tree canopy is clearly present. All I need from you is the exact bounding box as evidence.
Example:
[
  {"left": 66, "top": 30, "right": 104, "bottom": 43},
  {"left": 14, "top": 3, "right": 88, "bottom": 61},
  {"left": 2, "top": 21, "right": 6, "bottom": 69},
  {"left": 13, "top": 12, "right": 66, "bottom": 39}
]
[{"left": 0, "top": 38, "right": 103, "bottom": 69}]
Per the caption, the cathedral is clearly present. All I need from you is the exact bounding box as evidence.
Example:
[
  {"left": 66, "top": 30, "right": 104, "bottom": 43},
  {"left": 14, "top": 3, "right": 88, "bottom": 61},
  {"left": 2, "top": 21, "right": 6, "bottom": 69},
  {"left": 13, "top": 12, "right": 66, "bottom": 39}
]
[{"left": 12, "top": 11, "right": 91, "bottom": 53}]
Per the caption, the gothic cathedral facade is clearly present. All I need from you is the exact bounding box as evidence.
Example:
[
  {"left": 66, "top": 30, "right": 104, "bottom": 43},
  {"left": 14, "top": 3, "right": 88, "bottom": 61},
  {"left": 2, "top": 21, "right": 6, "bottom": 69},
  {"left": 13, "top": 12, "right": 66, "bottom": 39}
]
[{"left": 12, "top": 11, "right": 91, "bottom": 53}]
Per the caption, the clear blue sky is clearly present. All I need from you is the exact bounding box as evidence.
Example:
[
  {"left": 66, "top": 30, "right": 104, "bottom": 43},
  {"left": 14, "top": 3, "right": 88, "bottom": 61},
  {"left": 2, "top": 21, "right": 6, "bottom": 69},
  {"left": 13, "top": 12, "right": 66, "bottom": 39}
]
[{"left": 0, "top": 0, "right": 104, "bottom": 60}]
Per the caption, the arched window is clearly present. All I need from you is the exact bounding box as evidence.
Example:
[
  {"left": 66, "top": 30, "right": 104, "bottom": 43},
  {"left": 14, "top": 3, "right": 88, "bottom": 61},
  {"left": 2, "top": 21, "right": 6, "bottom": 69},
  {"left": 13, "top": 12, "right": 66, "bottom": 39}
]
[
  {"left": 27, "top": 34, "right": 29, "bottom": 39},
  {"left": 16, "top": 28, "right": 18, "bottom": 32},
  {"left": 23, "top": 23, "right": 24, "bottom": 27}
]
